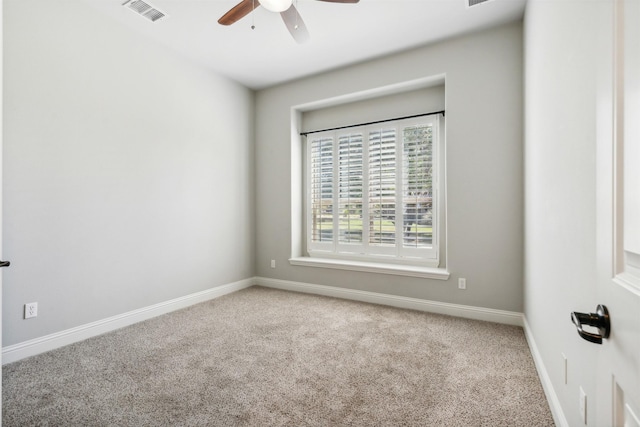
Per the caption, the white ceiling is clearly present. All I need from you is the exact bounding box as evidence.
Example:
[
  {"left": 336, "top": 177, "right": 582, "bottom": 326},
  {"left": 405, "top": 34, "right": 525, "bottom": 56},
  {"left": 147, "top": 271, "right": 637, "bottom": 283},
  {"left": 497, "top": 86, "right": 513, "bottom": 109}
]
[{"left": 85, "top": 0, "right": 525, "bottom": 89}]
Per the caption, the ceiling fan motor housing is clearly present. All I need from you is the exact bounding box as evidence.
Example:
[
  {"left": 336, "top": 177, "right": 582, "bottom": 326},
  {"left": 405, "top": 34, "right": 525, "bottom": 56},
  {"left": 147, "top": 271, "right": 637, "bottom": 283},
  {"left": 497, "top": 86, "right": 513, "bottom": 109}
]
[{"left": 260, "top": 0, "right": 293, "bottom": 12}]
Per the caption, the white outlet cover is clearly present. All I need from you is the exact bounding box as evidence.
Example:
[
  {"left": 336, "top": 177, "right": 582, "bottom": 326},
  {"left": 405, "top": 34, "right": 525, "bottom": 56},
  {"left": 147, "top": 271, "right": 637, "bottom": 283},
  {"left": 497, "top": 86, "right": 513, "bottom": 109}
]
[{"left": 25, "top": 302, "right": 38, "bottom": 319}]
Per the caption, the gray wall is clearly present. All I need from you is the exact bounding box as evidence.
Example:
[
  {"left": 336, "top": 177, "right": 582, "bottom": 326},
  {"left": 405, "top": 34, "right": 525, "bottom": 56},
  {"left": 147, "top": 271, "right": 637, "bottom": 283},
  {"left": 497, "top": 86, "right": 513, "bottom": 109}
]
[
  {"left": 523, "top": 1, "right": 602, "bottom": 425},
  {"left": 255, "top": 22, "right": 524, "bottom": 312},
  {"left": 2, "top": 0, "right": 255, "bottom": 346},
  {"left": 302, "top": 85, "right": 446, "bottom": 134}
]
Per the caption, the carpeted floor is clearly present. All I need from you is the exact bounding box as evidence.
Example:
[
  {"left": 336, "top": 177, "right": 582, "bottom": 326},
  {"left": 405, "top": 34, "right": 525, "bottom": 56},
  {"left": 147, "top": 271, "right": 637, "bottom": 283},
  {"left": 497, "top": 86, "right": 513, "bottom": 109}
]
[{"left": 3, "top": 286, "right": 554, "bottom": 426}]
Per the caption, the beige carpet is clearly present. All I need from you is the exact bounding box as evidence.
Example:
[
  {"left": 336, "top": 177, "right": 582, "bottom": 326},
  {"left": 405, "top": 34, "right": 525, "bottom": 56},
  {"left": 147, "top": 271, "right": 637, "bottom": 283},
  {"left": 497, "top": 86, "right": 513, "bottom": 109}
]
[{"left": 3, "top": 286, "right": 554, "bottom": 426}]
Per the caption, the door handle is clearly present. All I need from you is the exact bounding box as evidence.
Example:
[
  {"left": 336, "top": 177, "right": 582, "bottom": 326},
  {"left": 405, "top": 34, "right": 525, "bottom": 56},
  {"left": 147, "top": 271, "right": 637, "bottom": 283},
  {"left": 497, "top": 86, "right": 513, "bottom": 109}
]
[
  {"left": 571, "top": 304, "right": 610, "bottom": 344},
  {"left": 0, "top": 260, "right": 9, "bottom": 268}
]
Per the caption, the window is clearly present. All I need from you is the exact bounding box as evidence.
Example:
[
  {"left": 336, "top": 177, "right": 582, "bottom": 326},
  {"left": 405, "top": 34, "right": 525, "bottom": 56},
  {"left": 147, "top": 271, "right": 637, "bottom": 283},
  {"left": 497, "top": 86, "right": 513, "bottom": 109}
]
[{"left": 306, "top": 115, "right": 441, "bottom": 267}]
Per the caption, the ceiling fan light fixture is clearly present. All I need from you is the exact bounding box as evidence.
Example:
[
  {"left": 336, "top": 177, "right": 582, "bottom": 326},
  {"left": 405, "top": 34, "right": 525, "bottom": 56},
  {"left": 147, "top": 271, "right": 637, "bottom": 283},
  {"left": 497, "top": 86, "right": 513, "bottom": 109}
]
[{"left": 260, "top": 0, "right": 293, "bottom": 12}]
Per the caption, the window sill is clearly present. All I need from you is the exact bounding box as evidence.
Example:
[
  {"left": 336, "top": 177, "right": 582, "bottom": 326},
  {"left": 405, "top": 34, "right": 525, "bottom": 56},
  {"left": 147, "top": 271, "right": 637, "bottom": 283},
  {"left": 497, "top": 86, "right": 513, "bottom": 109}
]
[{"left": 288, "top": 257, "right": 450, "bottom": 280}]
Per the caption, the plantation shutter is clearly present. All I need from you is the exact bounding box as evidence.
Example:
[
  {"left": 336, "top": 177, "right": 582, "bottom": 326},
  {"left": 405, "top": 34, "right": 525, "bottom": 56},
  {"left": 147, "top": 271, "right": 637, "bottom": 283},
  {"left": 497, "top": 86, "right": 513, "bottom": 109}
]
[
  {"left": 310, "top": 136, "right": 334, "bottom": 245},
  {"left": 338, "top": 133, "right": 364, "bottom": 244},
  {"left": 402, "top": 124, "right": 434, "bottom": 248},
  {"left": 368, "top": 128, "right": 397, "bottom": 247}
]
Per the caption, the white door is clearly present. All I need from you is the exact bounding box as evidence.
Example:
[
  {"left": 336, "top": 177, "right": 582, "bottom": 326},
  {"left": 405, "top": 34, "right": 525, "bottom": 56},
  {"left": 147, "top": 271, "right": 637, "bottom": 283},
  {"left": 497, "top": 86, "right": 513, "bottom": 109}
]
[
  {"left": 1, "top": 0, "right": 5, "bottom": 416},
  {"left": 593, "top": 0, "right": 640, "bottom": 425}
]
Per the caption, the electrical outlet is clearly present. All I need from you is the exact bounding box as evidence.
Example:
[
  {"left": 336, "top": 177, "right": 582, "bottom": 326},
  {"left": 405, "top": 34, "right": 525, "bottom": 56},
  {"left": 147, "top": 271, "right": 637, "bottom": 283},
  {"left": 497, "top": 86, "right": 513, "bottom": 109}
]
[
  {"left": 579, "top": 386, "right": 587, "bottom": 424},
  {"left": 458, "top": 278, "right": 467, "bottom": 289},
  {"left": 270, "top": 259, "right": 276, "bottom": 269},
  {"left": 24, "top": 302, "right": 38, "bottom": 319}
]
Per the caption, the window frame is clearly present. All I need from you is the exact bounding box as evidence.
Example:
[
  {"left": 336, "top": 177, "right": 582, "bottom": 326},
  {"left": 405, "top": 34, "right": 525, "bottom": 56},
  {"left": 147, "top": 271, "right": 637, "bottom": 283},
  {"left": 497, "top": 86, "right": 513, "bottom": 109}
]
[{"left": 305, "top": 115, "right": 442, "bottom": 268}]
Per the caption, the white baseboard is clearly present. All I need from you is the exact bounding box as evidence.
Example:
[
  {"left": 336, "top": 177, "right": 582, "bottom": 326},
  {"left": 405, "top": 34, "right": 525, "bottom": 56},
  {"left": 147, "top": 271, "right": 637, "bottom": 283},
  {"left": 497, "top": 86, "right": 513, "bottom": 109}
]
[
  {"left": 2, "top": 278, "right": 254, "bottom": 365},
  {"left": 523, "top": 316, "right": 568, "bottom": 427},
  {"left": 255, "top": 276, "right": 524, "bottom": 326}
]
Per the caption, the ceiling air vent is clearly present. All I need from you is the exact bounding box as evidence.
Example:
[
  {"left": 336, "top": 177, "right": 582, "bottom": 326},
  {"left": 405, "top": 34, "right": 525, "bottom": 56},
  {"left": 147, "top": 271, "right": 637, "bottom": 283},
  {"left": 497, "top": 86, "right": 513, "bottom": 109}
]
[
  {"left": 123, "top": 0, "right": 167, "bottom": 22},
  {"left": 467, "top": 0, "right": 493, "bottom": 7}
]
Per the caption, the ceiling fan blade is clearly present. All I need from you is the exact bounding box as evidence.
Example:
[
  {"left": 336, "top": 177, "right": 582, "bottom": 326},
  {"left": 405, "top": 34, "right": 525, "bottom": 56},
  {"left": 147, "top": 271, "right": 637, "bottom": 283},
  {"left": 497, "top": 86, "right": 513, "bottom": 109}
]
[
  {"left": 280, "top": 4, "right": 310, "bottom": 44},
  {"left": 315, "top": 0, "right": 359, "bottom": 3},
  {"left": 218, "top": 0, "right": 260, "bottom": 26}
]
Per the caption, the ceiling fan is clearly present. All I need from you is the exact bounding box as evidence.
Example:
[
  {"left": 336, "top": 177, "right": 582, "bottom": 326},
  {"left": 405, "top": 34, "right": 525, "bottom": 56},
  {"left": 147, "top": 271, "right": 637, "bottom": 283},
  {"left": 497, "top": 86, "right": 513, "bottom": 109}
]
[{"left": 218, "top": 0, "right": 359, "bottom": 44}]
